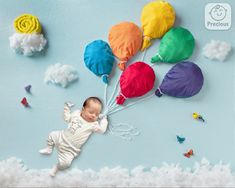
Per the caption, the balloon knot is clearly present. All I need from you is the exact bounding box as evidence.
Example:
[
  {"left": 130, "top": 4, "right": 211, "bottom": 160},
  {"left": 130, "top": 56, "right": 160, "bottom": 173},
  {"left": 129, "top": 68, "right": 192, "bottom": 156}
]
[
  {"left": 141, "top": 36, "right": 152, "bottom": 51},
  {"left": 118, "top": 61, "right": 126, "bottom": 71},
  {"left": 151, "top": 53, "right": 163, "bottom": 63},
  {"left": 116, "top": 93, "right": 127, "bottom": 105},
  {"left": 155, "top": 88, "right": 163, "bottom": 97},
  {"left": 102, "top": 74, "right": 109, "bottom": 84}
]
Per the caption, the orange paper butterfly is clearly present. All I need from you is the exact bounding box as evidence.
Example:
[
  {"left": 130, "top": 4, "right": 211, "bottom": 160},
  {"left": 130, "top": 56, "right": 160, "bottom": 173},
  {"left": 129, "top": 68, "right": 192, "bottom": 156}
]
[{"left": 184, "top": 149, "right": 194, "bottom": 158}]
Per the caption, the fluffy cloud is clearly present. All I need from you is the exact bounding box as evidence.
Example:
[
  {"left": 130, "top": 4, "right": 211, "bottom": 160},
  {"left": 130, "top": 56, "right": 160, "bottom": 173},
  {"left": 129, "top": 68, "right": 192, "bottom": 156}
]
[
  {"left": 44, "top": 63, "right": 78, "bottom": 88},
  {"left": 203, "top": 40, "right": 232, "bottom": 61},
  {"left": 0, "top": 157, "right": 234, "bottom": 187},
  {"left": 9, "top": 33, "right": 47, "bottom": 56}
]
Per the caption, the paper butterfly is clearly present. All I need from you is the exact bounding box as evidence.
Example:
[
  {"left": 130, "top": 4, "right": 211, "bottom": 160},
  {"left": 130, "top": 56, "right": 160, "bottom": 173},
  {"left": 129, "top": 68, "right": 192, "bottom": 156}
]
[
  {"left": 21, "top": 97, "right": 29, "bottom": 107},
  {"left": 176, "top": 135, "right": 185, "bottom": 144},
  {"left": 184, "top": 149, "right": 194, "bottom": 158},
  {"left": 192, "top": 112, "right": 205, "bottom": 122},
  {"left": 25, "top": 85, "right": 31, "bottom": 93}
]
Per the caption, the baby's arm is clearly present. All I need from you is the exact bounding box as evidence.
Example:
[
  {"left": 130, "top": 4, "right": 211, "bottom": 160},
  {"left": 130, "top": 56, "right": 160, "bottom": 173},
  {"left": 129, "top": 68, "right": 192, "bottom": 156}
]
[
  {"left": 63, "top": 102, "right": 73, "bottom": 123},
  {"left": 93, "top": 115, "right": 108, "bottom": 134}
]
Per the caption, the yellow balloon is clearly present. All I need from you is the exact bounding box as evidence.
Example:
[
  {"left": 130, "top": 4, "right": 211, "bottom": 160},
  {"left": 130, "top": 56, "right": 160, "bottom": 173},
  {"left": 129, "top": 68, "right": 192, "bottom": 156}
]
[
  {"left": 14, "top": 14, "right": 42, "bottom": 34},
  {"left": 141, "top": 0, "right": 175, "bottom": 51}
]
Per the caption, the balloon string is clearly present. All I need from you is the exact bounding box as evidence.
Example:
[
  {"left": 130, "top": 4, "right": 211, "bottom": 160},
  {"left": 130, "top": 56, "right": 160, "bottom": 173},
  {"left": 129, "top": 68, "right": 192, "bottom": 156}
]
[
  {"left": 158, "top": 87, "right": 164, "bottom": 95},
  {"left": 106, "top": 79, "right": 119, "bottom": 107},
  {"left": 104, "top": 90, "right": 120, "bottom": 115},
  {"left": 104, "top": 84, "right": 108, "bottom": 106},
  {"left": 108, "top": 123, "right": 140, "bottom": 141},
  {"left": 103, "top": 78, "right": 120, "bottom": 115},
  {"left": 144, "top": 35, "right": 152, "bottom": 41},
  {"left": 157, "top": 53, "right": 163, "bottom": 61},
  {"left": 107, "top": 93, "right": 155, "bottom": 116},
  {"left": 106, "top": 103, "right": 119, "bottom": 114},
  {"left": 108, "top": 92, "right": 119, "bottom": 109},
  {"left": 107, "top": 93, "right": 155, "bottom": 115},
  {"left": 141, "top": 49, "right": 147, "bottom": 62},
  {"left": 105, "top": 55, "right": 121, "bottom": 108}
]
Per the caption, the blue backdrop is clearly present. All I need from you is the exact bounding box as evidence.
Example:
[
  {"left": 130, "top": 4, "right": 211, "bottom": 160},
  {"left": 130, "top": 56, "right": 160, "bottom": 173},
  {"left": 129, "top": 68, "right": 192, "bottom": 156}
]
[{"left": 0, "top": 0, "right": 235, "bottom": 170}]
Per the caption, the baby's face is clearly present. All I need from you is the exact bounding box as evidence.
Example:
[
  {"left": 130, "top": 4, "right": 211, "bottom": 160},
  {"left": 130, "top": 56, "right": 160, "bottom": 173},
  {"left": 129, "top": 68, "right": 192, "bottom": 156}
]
[{"left": 81, "top": 101, "right": 102, "bottom": 122}]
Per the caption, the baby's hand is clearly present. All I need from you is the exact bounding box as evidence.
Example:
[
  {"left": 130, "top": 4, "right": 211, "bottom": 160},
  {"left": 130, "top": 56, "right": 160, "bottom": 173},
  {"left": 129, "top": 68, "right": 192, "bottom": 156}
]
[
  {"left": 98, "top": 114, "right": 107, "bottom": 120},
  {"left": 65, "top": 101, "right": 75, "bottom": 108},
  {"left": 93, "top": 126, "right": 101, "bottom": 132}
]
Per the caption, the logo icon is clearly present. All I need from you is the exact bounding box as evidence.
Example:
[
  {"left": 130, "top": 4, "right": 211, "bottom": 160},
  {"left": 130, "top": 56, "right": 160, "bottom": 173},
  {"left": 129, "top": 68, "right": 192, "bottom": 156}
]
[
  {"left": 210, "top": 4, "right": 227, "bottom": 21},
  {"left": 205, "top": 3, "right": 231, "bottom": 30}
]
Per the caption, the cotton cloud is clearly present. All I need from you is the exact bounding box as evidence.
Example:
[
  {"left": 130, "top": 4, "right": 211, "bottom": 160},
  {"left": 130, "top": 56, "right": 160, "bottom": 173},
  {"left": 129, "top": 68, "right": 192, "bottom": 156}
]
[
  {"left": 9, "top": 33, "right": 47, "bottom": 56},
  {"left": 44, "top": 63, "right": 78, "bottom": 88},
  {"left": 0, "top": 157, "right": 234, "bottom": 187},
  {"left": 203, "top": 40, "right": 232, "bottom": 61}
]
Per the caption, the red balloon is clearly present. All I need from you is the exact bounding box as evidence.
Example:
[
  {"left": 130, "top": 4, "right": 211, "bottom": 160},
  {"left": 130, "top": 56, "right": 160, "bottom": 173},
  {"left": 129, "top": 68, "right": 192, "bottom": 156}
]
[{"left": 116, "top": 61, "right": 156, "bottom": 105}]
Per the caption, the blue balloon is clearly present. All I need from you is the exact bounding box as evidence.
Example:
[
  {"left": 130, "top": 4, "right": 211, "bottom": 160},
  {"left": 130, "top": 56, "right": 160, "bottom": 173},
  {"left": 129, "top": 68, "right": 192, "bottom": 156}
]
[
  {"left": 84, "top": 40, "right": 115, "bottom": 84},
  {"left": 155, "top": 61, "right": 204, "bottom": 98}
]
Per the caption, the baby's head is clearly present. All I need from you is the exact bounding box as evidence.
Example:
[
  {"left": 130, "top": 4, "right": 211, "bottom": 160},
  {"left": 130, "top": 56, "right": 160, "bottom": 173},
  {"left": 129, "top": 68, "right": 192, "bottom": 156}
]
[{"left": 81, "top": 97, "right": 103, "bottom": 122}]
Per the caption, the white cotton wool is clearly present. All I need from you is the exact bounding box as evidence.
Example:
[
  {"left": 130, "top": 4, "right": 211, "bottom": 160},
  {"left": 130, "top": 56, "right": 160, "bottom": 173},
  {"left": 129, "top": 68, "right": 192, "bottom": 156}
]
[
  {"left": 44, "top": 63, "right": 78, "bottom": 88},
  {"left": 203, "top": 40, "right": 232, "bottom": 61},
  {"left": 0, "top": 157, "right": 235, "bottom": 187},
  {"left": 9, "top": 33, "right": 47, "bottom": 56}
]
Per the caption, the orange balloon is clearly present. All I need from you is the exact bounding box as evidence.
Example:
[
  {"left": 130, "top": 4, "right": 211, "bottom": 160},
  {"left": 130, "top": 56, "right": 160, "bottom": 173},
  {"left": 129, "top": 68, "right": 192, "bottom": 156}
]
[{"left": 108, "top": 22, "right": 143, "bottom": 71}]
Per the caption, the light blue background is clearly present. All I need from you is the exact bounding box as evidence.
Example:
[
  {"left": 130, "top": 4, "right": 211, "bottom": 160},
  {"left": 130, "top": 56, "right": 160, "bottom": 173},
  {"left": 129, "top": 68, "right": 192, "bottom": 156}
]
[{"left": 0, "top": 0, "right": 235, "bottom": 171}]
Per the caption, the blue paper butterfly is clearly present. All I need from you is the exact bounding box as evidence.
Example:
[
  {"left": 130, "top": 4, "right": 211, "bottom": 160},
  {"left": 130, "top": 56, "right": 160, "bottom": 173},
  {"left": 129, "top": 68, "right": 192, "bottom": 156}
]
[{"left": 176, "top": 135, "right": 185, "bottom": 144}]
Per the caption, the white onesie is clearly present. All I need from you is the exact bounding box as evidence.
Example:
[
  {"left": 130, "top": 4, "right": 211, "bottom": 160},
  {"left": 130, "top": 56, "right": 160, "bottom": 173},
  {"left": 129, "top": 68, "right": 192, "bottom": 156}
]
[{"left": 47, "top": 105, "right": 108, "bottom": 170}]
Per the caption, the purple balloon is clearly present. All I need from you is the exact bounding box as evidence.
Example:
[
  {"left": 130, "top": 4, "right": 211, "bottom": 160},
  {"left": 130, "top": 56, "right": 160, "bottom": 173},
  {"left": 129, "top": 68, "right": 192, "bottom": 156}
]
[{"left": 155, "top": 61, "right": 204, "bottom": 98}]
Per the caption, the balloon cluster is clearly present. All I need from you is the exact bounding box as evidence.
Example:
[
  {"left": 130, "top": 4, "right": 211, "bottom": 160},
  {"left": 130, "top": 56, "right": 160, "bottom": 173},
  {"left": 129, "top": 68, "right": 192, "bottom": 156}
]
[{"left": 83, "top": 0, "right": 204, "bottom": 108}]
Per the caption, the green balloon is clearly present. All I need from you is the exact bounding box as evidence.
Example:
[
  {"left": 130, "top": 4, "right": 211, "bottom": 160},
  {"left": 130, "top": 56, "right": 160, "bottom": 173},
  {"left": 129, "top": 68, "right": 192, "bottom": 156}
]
[{"left": 151, "top": 27, "right": 195, "bottom": 64}]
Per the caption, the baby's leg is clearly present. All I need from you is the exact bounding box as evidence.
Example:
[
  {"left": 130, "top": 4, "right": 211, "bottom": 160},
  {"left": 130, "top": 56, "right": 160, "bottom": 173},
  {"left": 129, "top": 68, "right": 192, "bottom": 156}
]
[
  {"left": 57, "top": 151, "right": 75, "bottom": 170},
  {"left": 49, "top": 151, "right": 75, "bottom": 177},
  {"left": 47, "top": 131, "right": 61, "bottom": 147},
  {"left": 39, "top": 131, "right": 61, "bottom": 155}
]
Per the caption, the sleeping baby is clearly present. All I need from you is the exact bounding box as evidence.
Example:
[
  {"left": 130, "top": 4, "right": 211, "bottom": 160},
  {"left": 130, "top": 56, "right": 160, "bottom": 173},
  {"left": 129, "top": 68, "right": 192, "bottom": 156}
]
[{"left": 39, "top": 97, "right": 108, "bottom": 177}]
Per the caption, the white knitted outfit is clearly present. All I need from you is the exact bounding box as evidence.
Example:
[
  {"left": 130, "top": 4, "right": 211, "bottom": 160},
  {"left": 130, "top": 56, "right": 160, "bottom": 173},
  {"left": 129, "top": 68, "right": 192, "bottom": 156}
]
[{"left": 47, "top": 104, "right": 108, "bottom": 170}]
